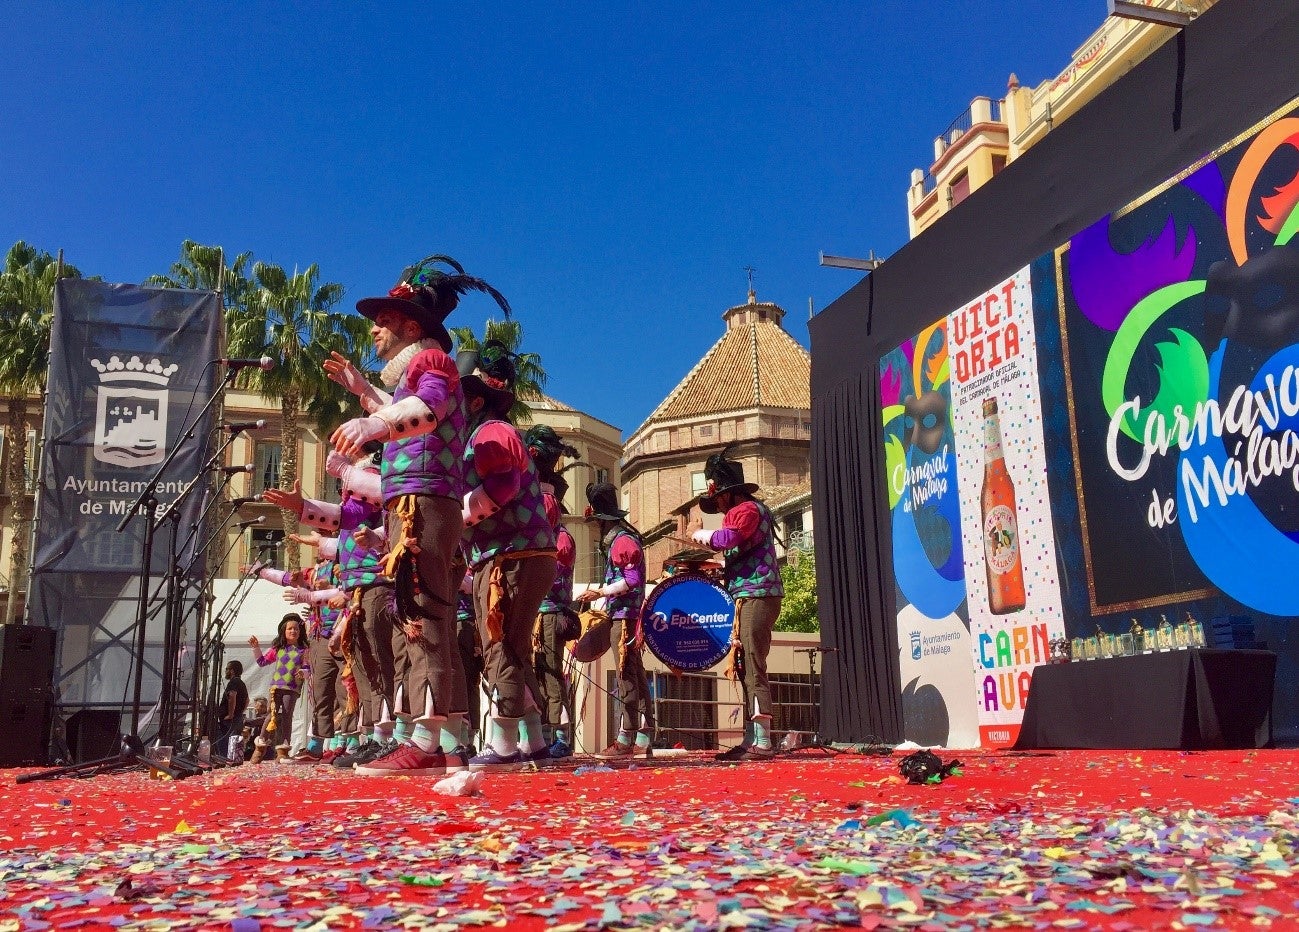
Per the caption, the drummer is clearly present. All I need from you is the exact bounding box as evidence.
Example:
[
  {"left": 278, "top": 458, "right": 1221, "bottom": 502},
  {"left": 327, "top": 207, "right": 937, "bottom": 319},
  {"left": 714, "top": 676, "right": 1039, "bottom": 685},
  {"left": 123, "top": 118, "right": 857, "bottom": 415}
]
[
  {"left": 574, "top": 481, "right": 655, "bottom": 759},
  {"left": 686, "top": 445, "right": 784, "bottom": 761}
]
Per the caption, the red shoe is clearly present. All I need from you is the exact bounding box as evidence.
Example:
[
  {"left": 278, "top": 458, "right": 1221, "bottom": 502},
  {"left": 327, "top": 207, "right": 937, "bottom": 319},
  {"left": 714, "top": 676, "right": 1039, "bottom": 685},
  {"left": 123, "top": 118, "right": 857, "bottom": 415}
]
[
  {"left": 355, "top": 745, "right": 446, "bottom": 776},
  {"left": 319, "top": 748, "right": 343, "bottom": 765},
  {"left": 595, "top": 741, "right": 635, "bottom": 759},
  {"left": 285, "top": 748, "right": 323, "bottom": 765}
]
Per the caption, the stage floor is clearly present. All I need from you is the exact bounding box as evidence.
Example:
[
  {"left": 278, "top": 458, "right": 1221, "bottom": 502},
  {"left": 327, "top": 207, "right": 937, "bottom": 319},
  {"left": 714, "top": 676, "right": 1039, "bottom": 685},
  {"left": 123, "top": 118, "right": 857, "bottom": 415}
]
[{"left": 3, "top": 748, "right": 1296, "bottom": 930}]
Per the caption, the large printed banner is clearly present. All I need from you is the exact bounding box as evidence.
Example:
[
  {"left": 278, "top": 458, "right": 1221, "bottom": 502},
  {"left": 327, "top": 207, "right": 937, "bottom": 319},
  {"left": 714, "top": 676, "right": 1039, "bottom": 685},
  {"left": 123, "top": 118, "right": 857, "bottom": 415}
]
[
  {"left": 947, "top": 269, "right": 1065, "bottom": 747},
  {"left": 881, "top": 270, "right": 1063, "bottom": 749},
  {"left": 881, "top": 323, "right": 979, "bottom": 748},
  {"left": 31, "top": 279, "right": 221, "bottom": 704},
  {"left": 878, "top": 98, "right": 1299, "bottom": 747},
  {"left": 1054, "top": 103, "right": 1299, "bottom": 619}
]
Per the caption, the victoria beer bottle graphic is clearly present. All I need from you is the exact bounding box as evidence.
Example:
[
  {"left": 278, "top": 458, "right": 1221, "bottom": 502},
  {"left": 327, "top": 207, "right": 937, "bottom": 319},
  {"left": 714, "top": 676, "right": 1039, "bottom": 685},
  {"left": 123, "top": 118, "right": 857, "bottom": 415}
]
[{"left": 981, "top": 397, "right": 1026, "bottom": 614}]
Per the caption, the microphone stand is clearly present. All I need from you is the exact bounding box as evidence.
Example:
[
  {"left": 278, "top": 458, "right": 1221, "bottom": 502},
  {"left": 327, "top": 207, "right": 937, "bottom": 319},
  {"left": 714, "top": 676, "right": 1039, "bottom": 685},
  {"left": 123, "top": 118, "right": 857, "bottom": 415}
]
[
  {"left": 197, "top": 548, "right": 269, "bottom": 765},
  {"left": 116, "top": 364, "right": 236, "bottom": 746},
  {"left": 152, "top": 432, "right": 247, "bottom": 747}
]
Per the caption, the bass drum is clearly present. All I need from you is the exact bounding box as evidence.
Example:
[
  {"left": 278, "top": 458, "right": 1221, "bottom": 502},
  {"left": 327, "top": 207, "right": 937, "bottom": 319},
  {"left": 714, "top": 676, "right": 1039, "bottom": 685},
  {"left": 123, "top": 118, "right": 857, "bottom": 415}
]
[{"left": 642, "top": 572, "right": 735, "bottom": 671}]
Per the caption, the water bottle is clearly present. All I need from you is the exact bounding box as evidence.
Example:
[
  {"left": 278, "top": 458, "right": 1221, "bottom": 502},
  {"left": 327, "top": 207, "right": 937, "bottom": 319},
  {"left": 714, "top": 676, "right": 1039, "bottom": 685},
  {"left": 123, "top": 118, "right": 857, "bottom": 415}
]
[{"left": 198, "top": 736, "right": 211, "bottom": 765}]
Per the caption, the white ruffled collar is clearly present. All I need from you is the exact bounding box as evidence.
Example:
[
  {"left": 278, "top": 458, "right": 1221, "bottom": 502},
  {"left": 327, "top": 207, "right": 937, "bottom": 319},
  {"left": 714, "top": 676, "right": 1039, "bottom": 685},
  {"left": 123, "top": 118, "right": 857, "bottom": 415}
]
[{"left": 379, "top": 338, "right": 442, "bottom": 388}]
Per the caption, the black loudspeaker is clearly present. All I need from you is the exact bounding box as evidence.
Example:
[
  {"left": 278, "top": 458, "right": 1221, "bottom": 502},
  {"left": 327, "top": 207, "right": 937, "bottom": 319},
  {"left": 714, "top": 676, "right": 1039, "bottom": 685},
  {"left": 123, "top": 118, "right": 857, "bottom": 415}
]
[
  {"left": 67, "top": 709, "right": 122, "bottom": 762},
  {"left": 0, "top": 626, "right": 57, "bottom": 768},
  {"left": 0, "top": 625, "right": 56, "bottom": 694},
  {"left": 0, "top": 694, "right": 51, "bottom": 767}
]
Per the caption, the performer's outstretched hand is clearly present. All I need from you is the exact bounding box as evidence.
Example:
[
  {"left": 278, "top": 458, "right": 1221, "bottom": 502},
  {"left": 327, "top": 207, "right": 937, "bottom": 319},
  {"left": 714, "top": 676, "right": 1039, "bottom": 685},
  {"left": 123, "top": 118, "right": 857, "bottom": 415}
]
[
  {"left": 574, "top": 588, "right": 602, "bottom": 604},
  {"left": 288, "top": 530, "right": 323, "bottom": 549},
  {"left": 324, "top": 351, "right": 369, "bottom": 397},
  {"left": 331, "top": 416, "right": 389, "bottom": 458},
  {"left": 262, "top": 479, "right": 305, "bottom": 516}
]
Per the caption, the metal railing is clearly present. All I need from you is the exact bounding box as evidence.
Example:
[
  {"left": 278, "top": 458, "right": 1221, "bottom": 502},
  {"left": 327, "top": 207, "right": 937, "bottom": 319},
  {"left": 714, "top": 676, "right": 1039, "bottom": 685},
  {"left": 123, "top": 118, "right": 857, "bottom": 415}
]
[{"left": 639, "top": 670, "right": 822, "bottom": 750}]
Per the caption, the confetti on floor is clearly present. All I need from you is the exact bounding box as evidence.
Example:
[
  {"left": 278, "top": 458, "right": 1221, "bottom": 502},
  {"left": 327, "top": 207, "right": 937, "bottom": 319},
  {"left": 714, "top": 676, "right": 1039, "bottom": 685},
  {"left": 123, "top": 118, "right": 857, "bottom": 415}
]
[{"left": 2, "top": 748, "right": 1297, "bottom": 930}]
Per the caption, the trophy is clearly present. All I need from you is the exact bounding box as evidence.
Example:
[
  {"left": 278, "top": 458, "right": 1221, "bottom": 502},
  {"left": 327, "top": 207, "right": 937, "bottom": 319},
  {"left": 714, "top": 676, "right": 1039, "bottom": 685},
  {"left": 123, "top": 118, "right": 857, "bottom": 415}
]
[
  {"left": 1048, "top": 636, "right": 1071, "bottom": 664},
  {"left": 1157, "top": 614, "right": 1175, "bottom": 651},
  {"left": 1185, "top": 611, "right": 1206, "bottom": 648}
]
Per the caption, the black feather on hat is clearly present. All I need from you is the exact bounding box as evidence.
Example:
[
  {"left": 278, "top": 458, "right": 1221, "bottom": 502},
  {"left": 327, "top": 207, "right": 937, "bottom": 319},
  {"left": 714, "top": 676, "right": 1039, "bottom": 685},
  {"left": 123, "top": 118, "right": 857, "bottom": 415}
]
[
  {"left": 356, "top": 255, "right": 511, "bottom": 353},
  {"left": 699, "top": 443, "right": 760, "bottom": 514}
]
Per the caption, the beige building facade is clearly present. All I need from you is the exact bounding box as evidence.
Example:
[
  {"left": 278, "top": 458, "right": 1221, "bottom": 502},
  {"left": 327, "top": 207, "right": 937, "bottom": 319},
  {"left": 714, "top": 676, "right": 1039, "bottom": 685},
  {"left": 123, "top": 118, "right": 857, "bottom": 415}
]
[
  {"left": 622, "top": 290, "right": 812, "bottom": 578},
  {"left": 908, "top": 0, "right": 1220, "bottom": 238}
]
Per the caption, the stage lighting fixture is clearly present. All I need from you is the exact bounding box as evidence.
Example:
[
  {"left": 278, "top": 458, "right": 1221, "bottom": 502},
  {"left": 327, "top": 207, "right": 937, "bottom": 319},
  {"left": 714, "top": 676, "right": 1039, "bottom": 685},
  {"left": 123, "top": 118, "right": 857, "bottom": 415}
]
[
  {"left": 1106, "top": 0, "right": 1194, "bottom": 28},
  {"left": 819, "top": 251, "right": 885, "bottom": 272}
]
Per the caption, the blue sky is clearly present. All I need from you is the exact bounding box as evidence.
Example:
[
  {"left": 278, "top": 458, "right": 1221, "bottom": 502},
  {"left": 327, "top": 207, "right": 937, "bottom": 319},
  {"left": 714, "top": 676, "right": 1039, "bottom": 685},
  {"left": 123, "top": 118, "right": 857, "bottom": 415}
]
[{"left": 3, "top": 2, "right": 1104, "bottom": 435}]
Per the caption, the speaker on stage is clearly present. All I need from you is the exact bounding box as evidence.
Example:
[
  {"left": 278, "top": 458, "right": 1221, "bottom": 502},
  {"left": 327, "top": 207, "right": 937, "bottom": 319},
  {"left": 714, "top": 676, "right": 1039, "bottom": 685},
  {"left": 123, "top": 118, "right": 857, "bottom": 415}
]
[
  {"left": 0, "top": 694, "right": 52, "bottom": 767},
  {"left": 0, "top": 625, "right": 56, "bottom": 695},
  {"left": 0, "top": 626, "right": 57, "bottom": 768},
  {"left": 66, "top": 709, "right": 122, "bottom": 762}
]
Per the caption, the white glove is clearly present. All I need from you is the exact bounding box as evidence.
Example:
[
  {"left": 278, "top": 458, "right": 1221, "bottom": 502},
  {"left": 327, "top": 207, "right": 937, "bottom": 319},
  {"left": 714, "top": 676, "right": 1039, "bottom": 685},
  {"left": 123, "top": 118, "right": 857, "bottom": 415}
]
[
  {"left": 691, "top": 529, "right": 715, "bottom": 547},
  {"left": 325, "top": 451, "right": 354, "bottom": 479},
  {"left": 462, "top": 486, "right": 501, "bottom": 528},
  {"left": 283, "top": 587, "right": 313, "bottom": 604},
  {"left": 332, "top": 416, "right": 389, "bottom": 455}
]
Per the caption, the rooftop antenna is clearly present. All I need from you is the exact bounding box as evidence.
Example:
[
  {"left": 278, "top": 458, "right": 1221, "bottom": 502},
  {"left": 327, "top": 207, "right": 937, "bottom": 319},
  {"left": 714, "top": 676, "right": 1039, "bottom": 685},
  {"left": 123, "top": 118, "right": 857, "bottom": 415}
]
[{"left": 744, "top": 265, "right": 757, "bottom": 302}]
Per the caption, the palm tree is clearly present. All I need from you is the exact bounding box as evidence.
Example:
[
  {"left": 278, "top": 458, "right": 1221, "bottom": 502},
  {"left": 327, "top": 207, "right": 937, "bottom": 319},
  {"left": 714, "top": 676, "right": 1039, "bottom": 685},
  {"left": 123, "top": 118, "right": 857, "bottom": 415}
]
[
  {"left": 0, "top": 242, "right": 86, "bottom": 623},
  {"left": 145, "top": 240, "right": 252, "bottom": 313},
  {"left": 227, "top": 262, "right": 368, "bottom": 570},
  {"left": 450, "top": 318, "right": 548, "bottom": 423}
]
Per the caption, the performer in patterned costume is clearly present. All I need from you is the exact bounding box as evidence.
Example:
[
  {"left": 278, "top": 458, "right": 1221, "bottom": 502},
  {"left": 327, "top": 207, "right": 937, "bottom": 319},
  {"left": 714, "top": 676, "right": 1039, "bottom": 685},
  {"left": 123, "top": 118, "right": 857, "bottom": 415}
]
[
  {"left": 328, "top": 256, "right": 510, "bottom": 776},
  {"left": 263, "top": 447, "right": 391, "bottom": 765},
  {"left": 459, "top": 342, "right": 558, "bottom": 771},
  {"left": 576, "top": 481, "right": 655, "bottom": 759},
  {"left": 688, "top": 445, "right": 785, "bottom": 760},
  {"left": 525, "top": 425, "right": 581, "bottom": 759}
]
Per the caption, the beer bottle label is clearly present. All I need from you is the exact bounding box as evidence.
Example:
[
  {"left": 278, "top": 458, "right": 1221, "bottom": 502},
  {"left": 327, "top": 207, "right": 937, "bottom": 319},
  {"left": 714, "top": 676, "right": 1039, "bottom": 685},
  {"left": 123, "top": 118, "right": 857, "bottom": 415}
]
[{"left": 984, "top": 504, "right": 1019, "bottom": 575}]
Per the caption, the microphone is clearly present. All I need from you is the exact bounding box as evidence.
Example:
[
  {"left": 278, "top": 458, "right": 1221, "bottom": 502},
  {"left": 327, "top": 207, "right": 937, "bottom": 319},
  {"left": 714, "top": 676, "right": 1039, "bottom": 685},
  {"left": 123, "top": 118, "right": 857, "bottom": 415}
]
[
  {"left": 214, "top": 464, "right": 254, "bottom": 474},
  {"left": 229, "top": 496, "right": 261, "bottom": 508},
  {"left": 223, "top": 419, "right": 267, "bottom": 433},
  {"left": 235, "top": 517, "right": 266, "bottom": 529},
  {"left": 217, "top": 356, "right": 274, "bottom": 371}
]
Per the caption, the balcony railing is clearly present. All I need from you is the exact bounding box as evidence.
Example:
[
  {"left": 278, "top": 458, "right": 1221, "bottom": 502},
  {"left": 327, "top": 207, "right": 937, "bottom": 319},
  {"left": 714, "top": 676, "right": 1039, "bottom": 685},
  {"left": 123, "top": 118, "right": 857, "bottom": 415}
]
[{"left": 940, "top": 97, "right": 1003, "bottom": 147}]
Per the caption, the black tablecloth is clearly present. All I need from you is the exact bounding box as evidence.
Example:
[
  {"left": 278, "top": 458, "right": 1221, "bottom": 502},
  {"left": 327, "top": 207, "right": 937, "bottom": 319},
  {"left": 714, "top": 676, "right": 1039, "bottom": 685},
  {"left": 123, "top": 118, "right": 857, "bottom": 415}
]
[{"left": 1015, "top": 649, "right": 1275, "bottom": 750}]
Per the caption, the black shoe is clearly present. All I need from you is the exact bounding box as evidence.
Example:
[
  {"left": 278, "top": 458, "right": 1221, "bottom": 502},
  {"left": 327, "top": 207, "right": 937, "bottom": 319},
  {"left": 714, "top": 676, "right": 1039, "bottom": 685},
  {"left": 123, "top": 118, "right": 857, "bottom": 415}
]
[
  {"left": 333, "top": 740, "right": 385, "bottom": 769},
  {"left": 714, "top": 744, "right": 750, "bottom": 762}
]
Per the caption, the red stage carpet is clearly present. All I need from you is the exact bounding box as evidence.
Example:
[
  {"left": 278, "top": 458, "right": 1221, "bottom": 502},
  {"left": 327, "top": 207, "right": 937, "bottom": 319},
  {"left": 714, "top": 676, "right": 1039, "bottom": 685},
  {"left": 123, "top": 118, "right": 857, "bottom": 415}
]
[{"left": 3, "top": 749, "right": 1297, "bottom": 930}]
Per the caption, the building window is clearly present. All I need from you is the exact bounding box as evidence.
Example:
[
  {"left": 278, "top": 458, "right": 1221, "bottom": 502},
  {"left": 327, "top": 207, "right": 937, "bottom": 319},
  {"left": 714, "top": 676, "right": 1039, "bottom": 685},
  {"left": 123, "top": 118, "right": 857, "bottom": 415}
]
[
  {"left": 691, "top": 471, "right": 707, "bottom": 497},
  {"left": 25, "top": 429, "right": 38, "bottom": 492},
  {"left": 950, "top": 171, "right": 971, "bottom": 207},
  {"left": 992, "top": 154, "right": 1007, "bottom": 176},
  {"left": 698, "top": 424, "right": 714, "bottom": 439},
  {"left": 595, "top": 466, "right": 609, "bottom": 486},
  {"left": 254, "top": 443, "right": 282, "bottom": 494}
]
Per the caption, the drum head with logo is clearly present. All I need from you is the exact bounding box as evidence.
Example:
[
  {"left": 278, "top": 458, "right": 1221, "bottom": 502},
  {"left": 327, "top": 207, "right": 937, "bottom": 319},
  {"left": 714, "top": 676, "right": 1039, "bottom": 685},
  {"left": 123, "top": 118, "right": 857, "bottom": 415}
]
[{"left": 642, "top": 573, "right": 735, "bottom": 671}]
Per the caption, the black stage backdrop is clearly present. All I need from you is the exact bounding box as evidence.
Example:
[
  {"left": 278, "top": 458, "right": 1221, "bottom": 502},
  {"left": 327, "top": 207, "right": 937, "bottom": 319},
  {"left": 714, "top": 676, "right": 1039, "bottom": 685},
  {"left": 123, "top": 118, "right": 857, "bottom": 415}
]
[{"left": 810, "top": 0, "right": 1299, "bottom": 744}]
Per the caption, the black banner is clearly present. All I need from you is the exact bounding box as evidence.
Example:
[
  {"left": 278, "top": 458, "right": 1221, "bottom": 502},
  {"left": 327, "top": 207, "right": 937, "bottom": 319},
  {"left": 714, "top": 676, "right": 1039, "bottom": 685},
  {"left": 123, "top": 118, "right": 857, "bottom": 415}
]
[{"left": 29, "top": 280, "right": 221, "bottom": 706}]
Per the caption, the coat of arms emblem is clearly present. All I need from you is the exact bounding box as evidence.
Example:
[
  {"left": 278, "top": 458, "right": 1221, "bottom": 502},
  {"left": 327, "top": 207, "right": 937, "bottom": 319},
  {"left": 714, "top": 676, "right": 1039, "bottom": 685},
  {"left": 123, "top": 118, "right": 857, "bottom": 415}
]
[{"left": 91, "top": 356, "right": 178, "bottom": 468}]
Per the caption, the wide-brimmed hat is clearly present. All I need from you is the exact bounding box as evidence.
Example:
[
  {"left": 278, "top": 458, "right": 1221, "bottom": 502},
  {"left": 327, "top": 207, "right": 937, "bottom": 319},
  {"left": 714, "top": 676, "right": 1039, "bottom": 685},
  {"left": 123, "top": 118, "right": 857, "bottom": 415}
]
[
  {"left": 698, "top": 444, "right": 759, "bottom": 514},
  {"left": 524, "top": 425, "right": 578, "bottom": 474},
  {"left": 584, "top": 481, "right": 627, "bottom": 522},
  {"left": 458, "top": 339, "right": 517, "bottom": 419},
  {"left": 572, "top": 609, "right": 612, "bottom": 663},
  {"left": 356, "top": 255, "right": 511, "bottom": 353}
]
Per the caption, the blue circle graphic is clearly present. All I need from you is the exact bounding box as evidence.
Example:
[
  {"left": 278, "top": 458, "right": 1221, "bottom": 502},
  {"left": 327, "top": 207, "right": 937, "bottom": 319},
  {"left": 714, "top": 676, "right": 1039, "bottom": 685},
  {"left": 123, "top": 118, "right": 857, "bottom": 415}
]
[{"left": 642, "top": 574, "right": 736, "bottom": 670}]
